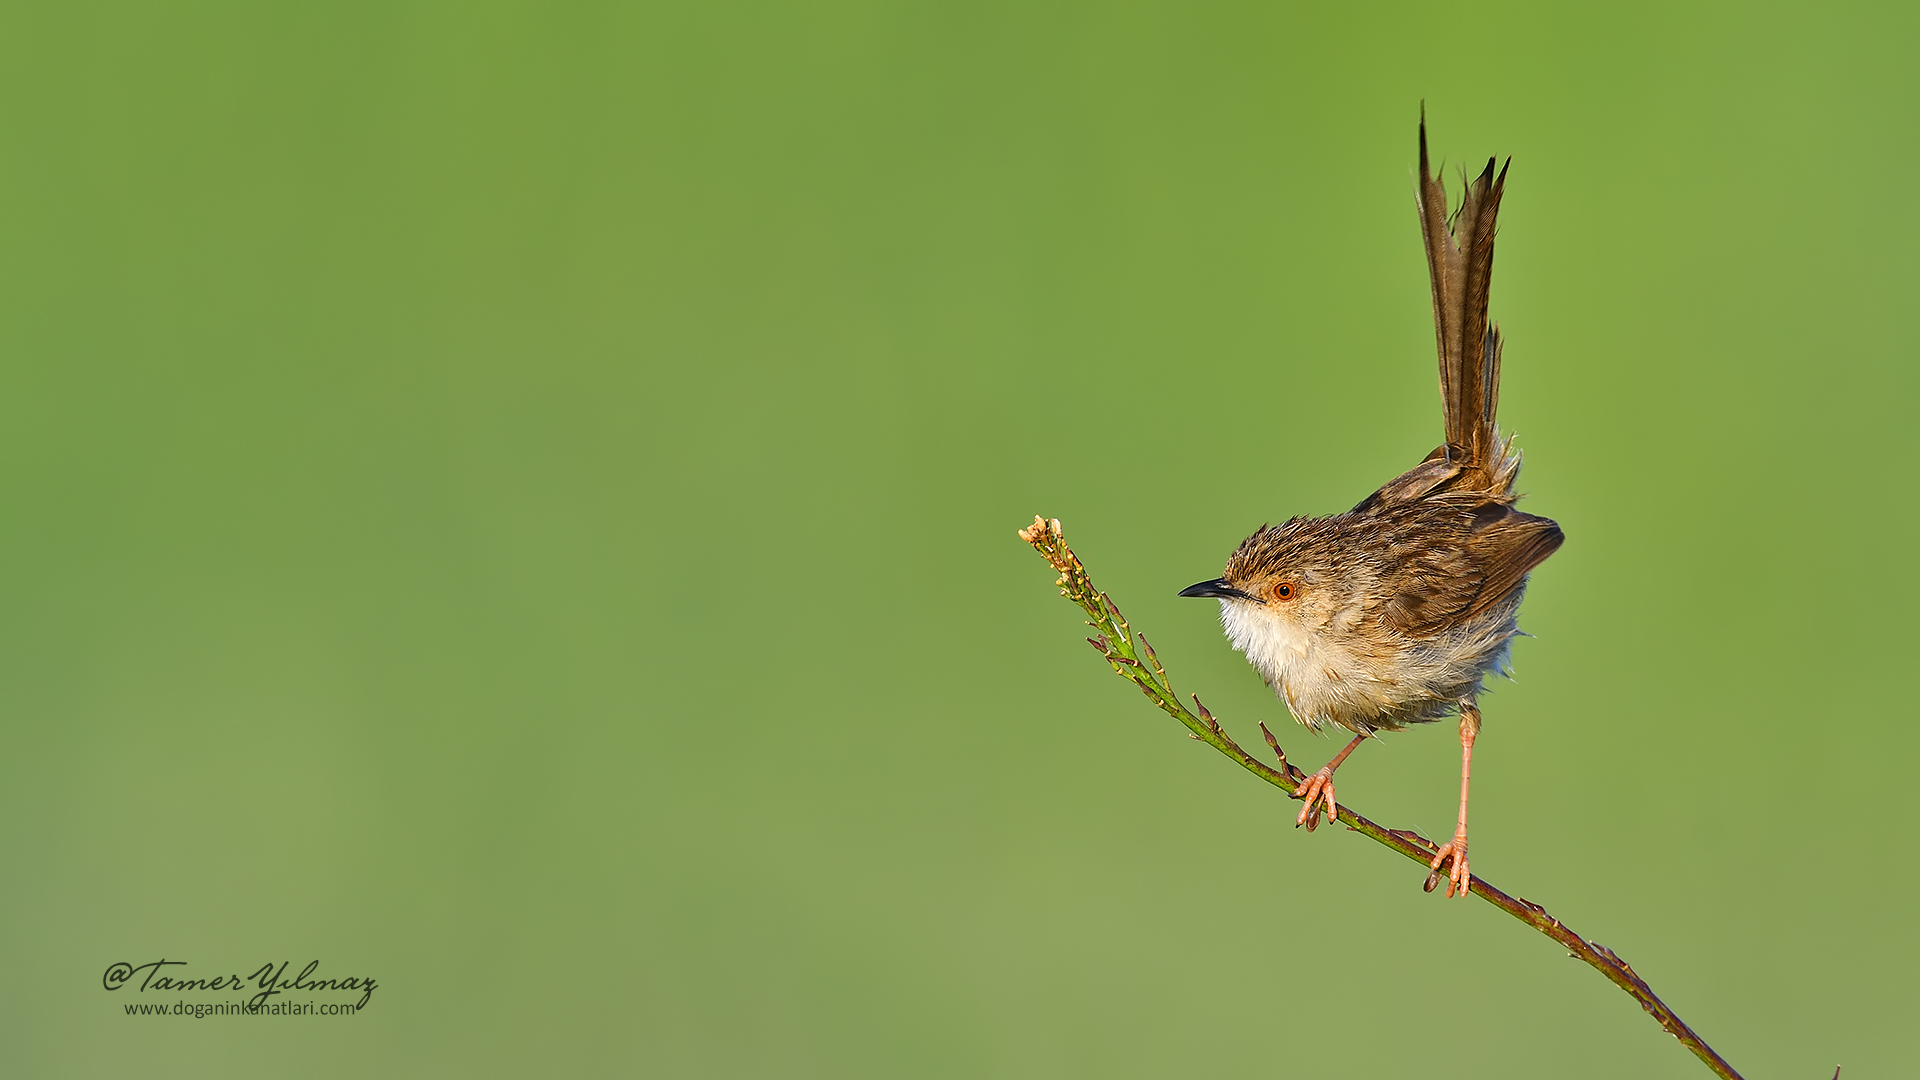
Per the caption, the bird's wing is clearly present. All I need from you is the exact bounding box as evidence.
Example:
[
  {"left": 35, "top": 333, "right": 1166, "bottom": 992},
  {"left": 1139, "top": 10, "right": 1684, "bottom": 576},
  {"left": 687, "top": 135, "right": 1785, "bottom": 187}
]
[
  {"left": 1458, "top": 508, "right": 1563, "bottom": 621},
  {"left": 1380, "top": 505, "right": 1563, "bottom": 634},
  {"left": 1350, "top": 450, "right": 1463, "bottom": 514},
  {"left": 1379, "top": 543, "right": 1484, "bottom": 635}
]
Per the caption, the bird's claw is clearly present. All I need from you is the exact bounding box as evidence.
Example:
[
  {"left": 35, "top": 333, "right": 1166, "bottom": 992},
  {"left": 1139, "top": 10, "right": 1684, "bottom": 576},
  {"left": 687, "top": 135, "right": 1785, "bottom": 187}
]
[
  {"left": 1425, "top": 831, "right": 1470, "bottom": 898},
  {"left": 1293, "top": 768, "right": 1337, "bottom": 831}
]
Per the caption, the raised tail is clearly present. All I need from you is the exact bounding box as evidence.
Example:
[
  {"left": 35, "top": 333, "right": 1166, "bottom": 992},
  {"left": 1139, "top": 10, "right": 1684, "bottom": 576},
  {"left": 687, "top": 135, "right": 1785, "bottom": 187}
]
[{"left": 1416, "top": 112, "right": 1508, "bottom": 479}]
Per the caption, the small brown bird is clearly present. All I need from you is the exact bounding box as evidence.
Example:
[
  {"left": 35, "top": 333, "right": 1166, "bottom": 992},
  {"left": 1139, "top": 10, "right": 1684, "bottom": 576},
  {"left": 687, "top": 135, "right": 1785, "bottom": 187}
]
[{"left": 1180, "top": 116, "right": 1562, "bottom": 897}]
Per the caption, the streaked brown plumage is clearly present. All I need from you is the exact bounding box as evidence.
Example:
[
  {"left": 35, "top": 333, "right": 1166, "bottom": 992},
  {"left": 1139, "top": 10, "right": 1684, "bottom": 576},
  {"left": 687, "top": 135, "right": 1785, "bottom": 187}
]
[{"left": 1180, "top": 115, "right": 1562, "bottom": 897}]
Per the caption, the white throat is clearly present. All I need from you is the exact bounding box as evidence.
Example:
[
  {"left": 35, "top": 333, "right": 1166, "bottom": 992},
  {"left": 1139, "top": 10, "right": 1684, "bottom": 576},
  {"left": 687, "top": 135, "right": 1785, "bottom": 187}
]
[{"left": 1218, "top": 598, "right": 1318, "bottom": 714}]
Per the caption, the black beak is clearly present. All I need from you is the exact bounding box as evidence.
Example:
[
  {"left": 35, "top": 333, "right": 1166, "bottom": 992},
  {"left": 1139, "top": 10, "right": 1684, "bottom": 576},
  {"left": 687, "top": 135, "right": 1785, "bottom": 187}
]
[{"left": 1178, "top": 578, "right": 1260, "bottom": 603}]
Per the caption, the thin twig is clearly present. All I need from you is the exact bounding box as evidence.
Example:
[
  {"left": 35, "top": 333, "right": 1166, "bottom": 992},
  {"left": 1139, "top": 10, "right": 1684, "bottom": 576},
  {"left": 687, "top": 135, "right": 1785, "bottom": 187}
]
[{"left": 1018, "top": 515, "right": 1743, "bottom": 1080}]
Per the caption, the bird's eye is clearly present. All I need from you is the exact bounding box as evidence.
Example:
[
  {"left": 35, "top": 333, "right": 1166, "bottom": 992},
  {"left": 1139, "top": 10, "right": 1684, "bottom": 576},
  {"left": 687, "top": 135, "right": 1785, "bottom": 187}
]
[{"left": 1274, "top": 583, "right": 1295, "bottom": 601}]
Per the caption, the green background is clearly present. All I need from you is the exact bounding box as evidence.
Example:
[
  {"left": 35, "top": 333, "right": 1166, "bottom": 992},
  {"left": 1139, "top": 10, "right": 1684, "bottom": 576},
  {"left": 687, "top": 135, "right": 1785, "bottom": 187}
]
[{"left": 2, "top": 1, "right": 1913, "bottom": 1076}]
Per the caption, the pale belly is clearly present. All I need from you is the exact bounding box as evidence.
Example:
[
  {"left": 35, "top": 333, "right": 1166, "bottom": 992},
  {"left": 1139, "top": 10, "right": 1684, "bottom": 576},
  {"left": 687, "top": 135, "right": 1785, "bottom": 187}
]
[{"left": 1218, "top": 595, "right": 1522, "bottom": 733}]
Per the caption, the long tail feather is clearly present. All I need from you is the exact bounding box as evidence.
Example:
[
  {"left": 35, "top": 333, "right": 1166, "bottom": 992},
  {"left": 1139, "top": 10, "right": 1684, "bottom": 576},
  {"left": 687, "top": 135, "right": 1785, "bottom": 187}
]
[{"left": 1416, "top": 112, "right": 1508, "bottom": 473}]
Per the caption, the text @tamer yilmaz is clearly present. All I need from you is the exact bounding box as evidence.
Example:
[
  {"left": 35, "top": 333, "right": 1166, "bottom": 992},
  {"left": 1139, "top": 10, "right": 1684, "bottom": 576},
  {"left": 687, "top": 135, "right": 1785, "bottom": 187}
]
[{"left": 102, "top": 959, "right": 376, "bottom": 1012}]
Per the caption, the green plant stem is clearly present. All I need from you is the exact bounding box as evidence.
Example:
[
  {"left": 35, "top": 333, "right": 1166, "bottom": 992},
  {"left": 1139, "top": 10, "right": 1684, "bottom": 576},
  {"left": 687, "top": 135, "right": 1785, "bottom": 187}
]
[{"left": 1019, "top": 516, "right": 1742, "bottom": 1080}]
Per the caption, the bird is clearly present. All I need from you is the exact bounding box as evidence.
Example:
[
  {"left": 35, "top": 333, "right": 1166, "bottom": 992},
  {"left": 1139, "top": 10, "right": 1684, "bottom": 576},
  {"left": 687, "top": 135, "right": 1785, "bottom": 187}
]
[{"left": 1178, "top": 115, "right": 1563, "bottom": 898}]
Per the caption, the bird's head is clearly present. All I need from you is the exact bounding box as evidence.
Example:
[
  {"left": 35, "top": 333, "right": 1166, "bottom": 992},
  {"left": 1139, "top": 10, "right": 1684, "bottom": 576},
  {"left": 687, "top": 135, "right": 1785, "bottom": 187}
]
[{"left": 1179, "top": 520, "right": 1359, "bottom": 670}]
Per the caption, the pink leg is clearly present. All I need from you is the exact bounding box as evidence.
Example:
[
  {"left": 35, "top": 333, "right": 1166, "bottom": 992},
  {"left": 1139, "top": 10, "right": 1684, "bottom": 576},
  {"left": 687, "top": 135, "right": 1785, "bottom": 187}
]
[
  {"left": 1427, "top": 701, "right": 1479, "bottom": 898},
  {"left": 1294, "top": 733, "right": 1367, "bottom": 831}
]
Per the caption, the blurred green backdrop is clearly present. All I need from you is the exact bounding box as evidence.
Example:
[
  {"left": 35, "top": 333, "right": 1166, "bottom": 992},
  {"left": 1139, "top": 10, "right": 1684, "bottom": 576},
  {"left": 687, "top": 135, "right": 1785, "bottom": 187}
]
[{"left": 1, "top": 1, "right": 1914, "bottom": 1076}]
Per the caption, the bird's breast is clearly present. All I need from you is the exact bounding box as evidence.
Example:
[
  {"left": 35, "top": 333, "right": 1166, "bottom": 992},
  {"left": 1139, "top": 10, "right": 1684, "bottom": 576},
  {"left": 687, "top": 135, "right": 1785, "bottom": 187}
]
[
  {"left": 1216, "top": 592, "right": 1523, "bottom": 733},
  {"left": 1218, "top": 600, "right": 1362, "bottom": 731}
]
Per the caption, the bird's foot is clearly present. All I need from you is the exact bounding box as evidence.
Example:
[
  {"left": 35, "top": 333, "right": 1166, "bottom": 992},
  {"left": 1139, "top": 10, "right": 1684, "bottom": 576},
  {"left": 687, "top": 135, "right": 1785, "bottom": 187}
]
[
  {"left": 1293, "top": 768, "right": 1337, "bottom": 831},
  {"left": 1425, "top": 829, "right": 1470, "bottom": 898}
]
